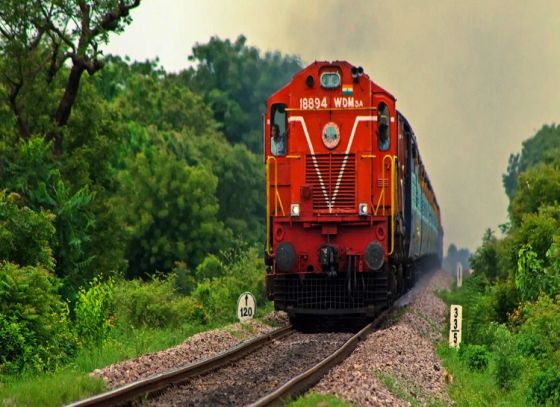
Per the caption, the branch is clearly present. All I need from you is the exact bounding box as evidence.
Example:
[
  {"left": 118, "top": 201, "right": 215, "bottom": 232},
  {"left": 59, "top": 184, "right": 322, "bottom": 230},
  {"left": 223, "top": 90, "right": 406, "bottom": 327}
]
[{"left": 91, "top": 0, "right": 141, "bottom": 38}]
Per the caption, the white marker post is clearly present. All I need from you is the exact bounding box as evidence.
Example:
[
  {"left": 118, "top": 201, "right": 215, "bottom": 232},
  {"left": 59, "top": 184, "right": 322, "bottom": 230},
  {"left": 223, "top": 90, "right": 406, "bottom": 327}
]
[
  {"left": 449, "top": 304, "right": 462, "bottom": 348},
  {"left": 456, "top": 263, "right": 463, "bottom": 288},
  {"left": 237, "top": 292, "right": 256, "bottom": 323}
]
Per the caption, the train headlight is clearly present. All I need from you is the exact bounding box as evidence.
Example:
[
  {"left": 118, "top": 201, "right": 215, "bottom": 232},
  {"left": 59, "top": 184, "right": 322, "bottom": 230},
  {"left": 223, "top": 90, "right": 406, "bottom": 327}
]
[
  {"left": 365, "top": 241, "right": 385, "bottom": 270},
  {"left": 276, "top": 242, "right": 296, "bottom": 272},
  {"left": 359, "top": 203, "right": 368, "bottom": 215},
  {"left": 291, "top": 203, "right": 300, "bottom": 217}
]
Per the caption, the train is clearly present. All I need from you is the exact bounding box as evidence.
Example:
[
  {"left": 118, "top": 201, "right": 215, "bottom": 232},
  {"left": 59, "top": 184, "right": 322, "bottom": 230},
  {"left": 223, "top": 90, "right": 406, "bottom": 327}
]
[{"left": 264, "top": 61, "right": 443, "bottom": 319}]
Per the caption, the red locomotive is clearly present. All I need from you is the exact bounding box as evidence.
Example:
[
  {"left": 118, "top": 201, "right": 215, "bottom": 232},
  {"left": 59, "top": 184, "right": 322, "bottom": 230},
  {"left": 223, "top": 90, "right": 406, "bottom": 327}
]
[{"left": 264, "top": 61, "right": 443, "bottom": 318}]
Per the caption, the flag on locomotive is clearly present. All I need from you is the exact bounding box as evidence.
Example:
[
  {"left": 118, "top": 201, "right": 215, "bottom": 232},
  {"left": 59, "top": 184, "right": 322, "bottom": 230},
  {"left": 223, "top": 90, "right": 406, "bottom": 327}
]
[{"left": 264, "top": 61, "right": 443, "bottom": 318}]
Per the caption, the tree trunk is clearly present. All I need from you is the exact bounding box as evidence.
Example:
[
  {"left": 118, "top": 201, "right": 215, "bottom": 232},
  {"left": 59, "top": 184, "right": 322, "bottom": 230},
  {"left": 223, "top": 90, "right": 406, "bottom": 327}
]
[{"left": 51, "top": 63, "right": 85, "bottom": 154}]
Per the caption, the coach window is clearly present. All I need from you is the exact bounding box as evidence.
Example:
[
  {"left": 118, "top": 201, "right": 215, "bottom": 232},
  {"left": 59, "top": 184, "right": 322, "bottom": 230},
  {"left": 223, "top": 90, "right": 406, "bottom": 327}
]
[
  {"left": 377, "top": 103, "right": 390, "bottom": 151},
  {"left": 271, "top": 103, "right": 287, "bottom": 156}
]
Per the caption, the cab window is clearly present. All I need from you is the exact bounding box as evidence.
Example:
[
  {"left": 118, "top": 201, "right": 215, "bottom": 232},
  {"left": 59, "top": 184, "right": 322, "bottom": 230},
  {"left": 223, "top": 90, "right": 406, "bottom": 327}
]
[
  {"left": 377, "top": 103, "right": 390, "bottom": 151},
  {"left": 271, "top": 103, "right": 287, "bottom": 156}
]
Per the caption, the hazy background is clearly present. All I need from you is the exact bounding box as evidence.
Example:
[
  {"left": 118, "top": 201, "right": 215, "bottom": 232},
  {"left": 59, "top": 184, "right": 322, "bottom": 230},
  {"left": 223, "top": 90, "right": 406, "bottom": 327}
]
[{"left": 105, "top": 0, "right": 560, "bottom": 251}]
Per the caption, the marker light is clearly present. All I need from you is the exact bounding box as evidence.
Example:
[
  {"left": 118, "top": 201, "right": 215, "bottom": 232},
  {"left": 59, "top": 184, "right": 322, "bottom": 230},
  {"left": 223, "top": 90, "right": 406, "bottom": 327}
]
[
  {"left": 359, "top": 203, "right": 368, "bottom": 215},
  {"left": 291, "top": 203, "right": 300, "bottom": 217}
]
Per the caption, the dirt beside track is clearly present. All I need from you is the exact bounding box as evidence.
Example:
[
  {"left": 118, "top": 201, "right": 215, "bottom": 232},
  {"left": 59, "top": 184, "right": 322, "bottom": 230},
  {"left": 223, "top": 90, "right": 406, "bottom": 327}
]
[{"left": 313, "top": 269, "right": 453, "bottom": 406}]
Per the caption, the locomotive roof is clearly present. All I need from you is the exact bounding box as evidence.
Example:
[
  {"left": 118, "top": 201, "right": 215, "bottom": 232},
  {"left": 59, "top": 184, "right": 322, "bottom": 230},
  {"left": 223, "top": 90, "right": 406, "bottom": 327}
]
[{"left": 269, "top": 60, "right": 396, "bottom": 101}]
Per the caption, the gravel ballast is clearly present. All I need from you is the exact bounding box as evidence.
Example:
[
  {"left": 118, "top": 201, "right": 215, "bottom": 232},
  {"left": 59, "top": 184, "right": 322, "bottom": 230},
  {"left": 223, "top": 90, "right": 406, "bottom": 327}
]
[
  {"left": 313, "top": 269, "right": 453, "bottom": 406},
  {"left": 91, "top": 318, "right": 286, "bottom": 389},
  {"left": 144, "top": 331, "right": 353, "bottom": 406}
]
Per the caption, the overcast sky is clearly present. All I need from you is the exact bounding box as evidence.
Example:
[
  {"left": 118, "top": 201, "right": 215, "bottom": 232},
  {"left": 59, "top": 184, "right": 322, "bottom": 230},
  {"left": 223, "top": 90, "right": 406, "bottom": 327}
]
[{"left": 105, "top": 0, "right": 560, "bottom": 252}]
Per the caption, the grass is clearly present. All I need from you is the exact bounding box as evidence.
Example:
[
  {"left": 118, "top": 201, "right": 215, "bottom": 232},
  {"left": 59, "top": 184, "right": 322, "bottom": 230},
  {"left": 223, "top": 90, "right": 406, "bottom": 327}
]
[
  {"left": 374, "top": 370, "right": 421, "bottom": 407},
  {"left": 437, "top": 344, "right": 530, "bottom": 407},
  {"left": 0, "top": 320, "right": 224, "bottom": 407},
  {"left": 286, "top": 392, "right": 355, "bottom": 407}
]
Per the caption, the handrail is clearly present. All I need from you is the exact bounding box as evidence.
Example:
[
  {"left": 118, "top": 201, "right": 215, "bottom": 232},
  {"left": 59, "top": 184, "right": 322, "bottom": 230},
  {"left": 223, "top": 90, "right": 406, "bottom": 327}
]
[
  {"left": 265, "top": 156, "right": 285, "bottom": 255},
  {"left": 388, "top": 154, "right": 397, "bottom": 255},
  {"left": 372, "top": 154, "right": 397, "bottom": 255}
]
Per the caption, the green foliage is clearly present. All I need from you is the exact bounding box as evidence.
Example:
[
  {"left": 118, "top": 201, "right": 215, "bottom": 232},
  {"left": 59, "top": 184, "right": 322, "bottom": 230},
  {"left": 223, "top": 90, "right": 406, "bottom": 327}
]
[
  {"left": 503, "top": 124, "right": 560, "bottom": 200},
  {"left": 182, "top": 35, "right": 302, "bottom": 151},
  {"left": 115, "top": 71, "right": 217, "bottom": 135},
  {"left": 120, "top": 145, "right": 227, "bottom": 276},
  {"left": 0, "top": 262, "right": 76, "bottom": 373},
  {"left": 440, "top": 273, "right": 496, "bottom": 345},
  {"left": 517, "top": 244, "right": 560, "bottom": 302},
  {"left": 195, "top": 254, "right": 226, "bottom": 280},
  {"left": 516, "top": 296, "right": 560, "bottom": 361},
  {"left": 192, "top": 247, "right": 266, "bottom": 322},
  {"left": 0, "top": 190, "right": 55, "bottom": 270},
  {"left": 113, "top": 277, "right": 208, "bottom": 328},
  {"left": 470, "top": 229, "right": 501, "bottom": 281},
  {"left": 490, "top": 324, "right": 523, "bottom": 390},
  {"left": 529, "top": 367, "right": 560, "bottom": 406},
  {"left": 510, "top": 164, "right": 560, "bottom": 226},
  {"left": 438, "top": 345, "right": 529, "bottom": 407},
  {"left": 490, "top": 279, "right": 520, "bottom": 323},
  {"left": 459, "top": 344, "right": 490, "bottom": 371},
  {"left": 172, "top": 261, "right": 197, "bottom": 295},
  {"left": 74, "top": 278, "right": 115, "bottom": 348}
]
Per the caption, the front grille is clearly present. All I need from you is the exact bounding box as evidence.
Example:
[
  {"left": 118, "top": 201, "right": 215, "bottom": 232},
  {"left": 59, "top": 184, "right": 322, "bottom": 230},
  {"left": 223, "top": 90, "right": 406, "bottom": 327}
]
[
  {"left": 305, "top": 154, "right": 356, "bottom": 211},
  {"left": 273, "top": 272, "right": 387, "bottom": 311}
]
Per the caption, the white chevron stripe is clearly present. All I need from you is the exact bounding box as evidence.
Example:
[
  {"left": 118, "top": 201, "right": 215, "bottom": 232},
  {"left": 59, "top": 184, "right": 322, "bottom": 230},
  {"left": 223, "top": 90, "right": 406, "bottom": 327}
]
[
  {"left": 288, "top": 115, "right": 376, "bottom": 212},
  {"left": 288, "top": 116, "right": 331, "bottom": 209}
]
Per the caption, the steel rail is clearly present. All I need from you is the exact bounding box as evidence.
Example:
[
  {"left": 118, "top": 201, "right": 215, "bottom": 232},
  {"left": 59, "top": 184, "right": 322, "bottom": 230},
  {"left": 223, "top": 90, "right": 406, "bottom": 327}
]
[
  {"left": 248, "top": 307, "right": 394, "bottom": 407},
  {"left": 67, "top": 325, "right": 294, "bottom": 407}
]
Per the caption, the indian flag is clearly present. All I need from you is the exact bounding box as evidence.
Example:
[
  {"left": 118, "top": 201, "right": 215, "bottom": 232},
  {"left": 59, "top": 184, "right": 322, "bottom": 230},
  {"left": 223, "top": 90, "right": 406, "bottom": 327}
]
[{"left": 342, "top": 84, "right": 353, "bottom": 95}]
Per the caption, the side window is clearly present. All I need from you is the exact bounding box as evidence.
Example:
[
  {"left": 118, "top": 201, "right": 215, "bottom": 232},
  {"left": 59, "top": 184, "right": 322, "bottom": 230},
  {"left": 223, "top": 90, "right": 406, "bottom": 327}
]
[
  {"left": 271, "top": 103, "right": 287, "bottom": 156},
  {"left": 377, "top": 102, "right": 390, "bottom": 151}
]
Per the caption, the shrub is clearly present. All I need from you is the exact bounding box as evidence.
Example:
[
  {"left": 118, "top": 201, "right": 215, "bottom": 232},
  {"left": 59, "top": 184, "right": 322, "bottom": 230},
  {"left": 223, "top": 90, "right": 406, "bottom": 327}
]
[
  {"left": 459, "top": 344, "right": 490, "bottom": 371},
  {"left": 516, "top": 295, "right": 560, "bottom": 360},
  {"left": 172, "top": 261, "right": 197, "bottom": 295},
  {"left": 192, "top": 247, "right": 266, "bottom": 321},
  {"left": 0, "top": 262, "right": 76, "bottom": 373},
  {"left": 74, "top": 277, "right": 115, "bottom": 347},
  {"left": 517, "top": 243, "right": 560, "bottom": 302},
  {"left": 0, "top": 191, "right": 55, "bottom": 271},
  {"left": 113, "top": 277, "right": 208, "bottom": 328},
  {"left": 490, "top": 324, "right": 523, "bottom": 390},
  {"left": 529, "top": 367, "right": 560, "bottom": 406}
]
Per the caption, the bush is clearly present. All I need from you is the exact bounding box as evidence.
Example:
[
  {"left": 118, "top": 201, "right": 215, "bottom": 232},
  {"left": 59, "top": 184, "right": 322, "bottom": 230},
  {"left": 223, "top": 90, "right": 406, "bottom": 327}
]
[
  {"left": 74, "top": 278, "right": 114, "bottom": 347},
  {"left": 529, "top": 367, "right": 560, "bottom": 406},
  {"left": 516, "top": 295, "right": 560, "bottom": 360},
  {"left": 459, "top": 344, "right": 490, "bottom": 371},
  {"left": 113, "top": 277, "right": 208, "bottom": 328},
  {"left": 192, "top": 247, "right": 266, "bottom": 321},
  {"left": 172, "top": 261, "right": 197, "bottom": 295},
  {"left": 0, "top": 262, "right": 76, "bottom": 373},
  {"left": 0, "top": 191, "right": 55, "bottom": 271},
  {"left": 490, "top": 324, "right": 523, "bottom": 390}
]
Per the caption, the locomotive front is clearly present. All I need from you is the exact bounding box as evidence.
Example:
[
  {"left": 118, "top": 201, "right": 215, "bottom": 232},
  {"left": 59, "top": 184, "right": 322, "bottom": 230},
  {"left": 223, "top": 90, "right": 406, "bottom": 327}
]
[{"left": 264, "top": 61, "right": 404, "bottom": 317}]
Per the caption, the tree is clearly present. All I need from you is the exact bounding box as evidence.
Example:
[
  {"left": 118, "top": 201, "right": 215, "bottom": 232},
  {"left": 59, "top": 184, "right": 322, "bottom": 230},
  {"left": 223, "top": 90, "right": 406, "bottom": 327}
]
[
  {"left": 119, "top": 143, "right": 229, "bottom": 277},
  {"left": 179, "top": 35, "right": 302, "bottom": 151},
  {"left": 510, "top": 164, "right": 560, "bottom": 226},
  {"left": 503, "top": 124, "right": 560, "bottom": 201},
  {"left": 0, "top": 0, "right": 141, "bottom": 154}
]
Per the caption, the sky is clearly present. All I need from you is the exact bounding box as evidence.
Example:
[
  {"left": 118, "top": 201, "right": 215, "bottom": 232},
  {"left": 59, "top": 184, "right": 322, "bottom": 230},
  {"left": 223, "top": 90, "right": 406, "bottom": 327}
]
[{"left": 105, "top": 0, "right": 560, "bottom": 252}]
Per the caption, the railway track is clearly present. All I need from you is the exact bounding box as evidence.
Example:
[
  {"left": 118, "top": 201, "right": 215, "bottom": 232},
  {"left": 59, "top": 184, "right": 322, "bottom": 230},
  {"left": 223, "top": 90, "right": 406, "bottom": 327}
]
[{"left": 69, "top": 308, "right": 392, "bottom": 407}]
